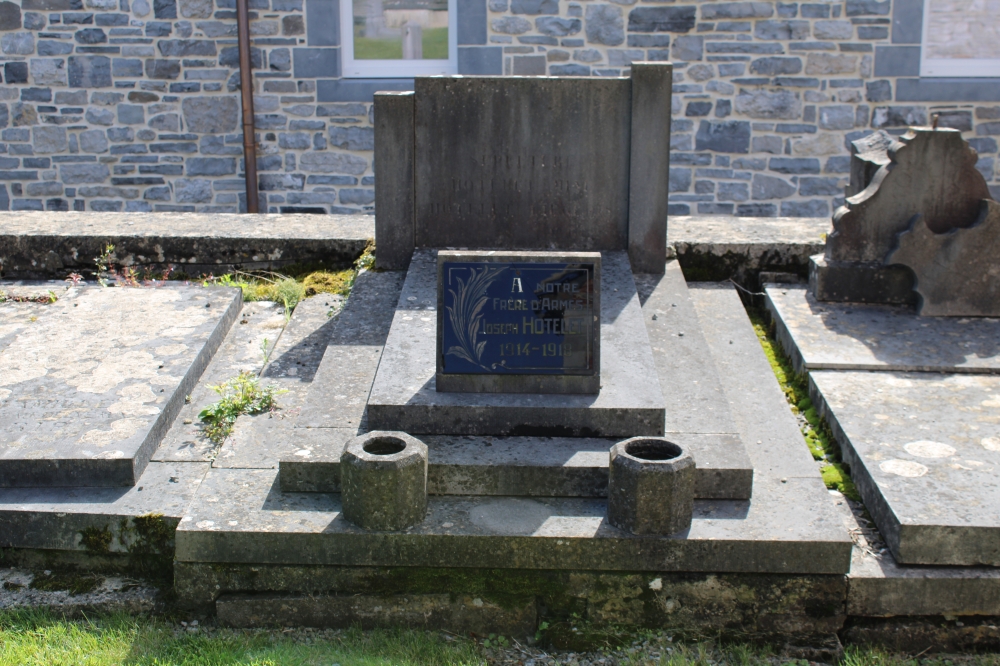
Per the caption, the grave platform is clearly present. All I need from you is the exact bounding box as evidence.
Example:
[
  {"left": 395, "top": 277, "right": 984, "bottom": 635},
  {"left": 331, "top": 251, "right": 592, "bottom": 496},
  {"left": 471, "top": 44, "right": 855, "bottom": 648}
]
[
  {"left": 811, "top": 370, "right": 1000, "bottom": 566},
  {"left": 765, "top": 285, "right": 1000, "bottom": 375},
  {"left": 765, "top": 283, "right": 1000, "bottom": 567},
  {"left": 0, "top": 284, "right": 240, "bottom": 487},
  {"left": 366, "top": 250, "right": 666, "bottom": 437},
  {"left": 170, "top": 270, "right": 851, "bottom": 626}
]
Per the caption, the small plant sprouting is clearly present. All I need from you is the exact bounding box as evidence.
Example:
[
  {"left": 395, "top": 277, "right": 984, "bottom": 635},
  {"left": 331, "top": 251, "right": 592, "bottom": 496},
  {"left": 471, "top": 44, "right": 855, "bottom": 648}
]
[
  {"left": 65, "top": 273, "right": 84, "bottom": 286},
  {"left": 198, "top": 371, "right": 286, "bottom": 445},
  {"left": 95, "top": 243, "right": 173, "bottom": 287}
]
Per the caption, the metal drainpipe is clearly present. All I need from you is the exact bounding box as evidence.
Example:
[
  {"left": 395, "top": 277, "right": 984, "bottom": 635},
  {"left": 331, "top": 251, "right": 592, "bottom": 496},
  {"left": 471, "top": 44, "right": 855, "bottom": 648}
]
[{"left": 236, "top": 0, "right": 259, "bottom": 213}]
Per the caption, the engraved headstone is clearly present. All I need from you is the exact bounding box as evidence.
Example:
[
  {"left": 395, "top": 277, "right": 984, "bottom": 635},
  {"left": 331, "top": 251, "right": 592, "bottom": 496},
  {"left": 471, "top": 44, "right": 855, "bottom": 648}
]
[
  {"left": 811, "top": 127, "right": 993, "bottom": 304},
  {"left": 374, "top": 64, "right": 674, "bottom": 274},
  {"left": 436, "top": 251, "right": 601, "bottom": 394}
]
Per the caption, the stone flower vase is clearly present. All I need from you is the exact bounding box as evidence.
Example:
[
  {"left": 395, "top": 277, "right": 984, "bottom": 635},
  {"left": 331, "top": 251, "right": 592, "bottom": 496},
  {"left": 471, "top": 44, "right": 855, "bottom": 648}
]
[
  {"left": 607, "top": 437, "right": 695, "bottom": 536},
  {"left": 340, "top": 431, "right": 428, "bottom": 531}
]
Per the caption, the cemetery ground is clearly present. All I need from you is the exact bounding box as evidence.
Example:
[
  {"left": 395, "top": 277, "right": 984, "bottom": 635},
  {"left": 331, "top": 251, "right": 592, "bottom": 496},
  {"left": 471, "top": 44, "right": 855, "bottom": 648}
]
[{"left": 2, "top": 213, "right": 1000, "bottom": 663}]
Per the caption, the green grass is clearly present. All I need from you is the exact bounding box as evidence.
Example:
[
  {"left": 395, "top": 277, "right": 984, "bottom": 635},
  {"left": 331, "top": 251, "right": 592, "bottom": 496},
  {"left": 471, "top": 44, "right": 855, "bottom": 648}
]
[
  {"left": 5, "top": 610, "right": 1000, "bottom": 666},
  {"left": 0, "top": 609, "right": 484, "bottom": 666},
  {"left": 354, "top": 27, "right": 448, "bottom": 60},
  {"left": 747, "top": 307, "right": 860, "bottom": 501}
]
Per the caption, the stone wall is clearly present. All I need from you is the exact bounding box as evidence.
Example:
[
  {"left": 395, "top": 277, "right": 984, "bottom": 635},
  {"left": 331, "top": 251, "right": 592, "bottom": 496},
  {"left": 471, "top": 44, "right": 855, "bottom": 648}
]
[{"left": 0, "top": 0, "right": 997, "bottom": 217}]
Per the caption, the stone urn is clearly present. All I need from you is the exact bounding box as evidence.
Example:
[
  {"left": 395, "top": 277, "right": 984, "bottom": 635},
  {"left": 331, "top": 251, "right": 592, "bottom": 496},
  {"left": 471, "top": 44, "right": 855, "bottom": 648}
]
[
  {"left": 607, "top": 437, "right": 695, "bottom": 536},
  {"left": 340, "top": 431, "right": 428, "bottom": 531}
]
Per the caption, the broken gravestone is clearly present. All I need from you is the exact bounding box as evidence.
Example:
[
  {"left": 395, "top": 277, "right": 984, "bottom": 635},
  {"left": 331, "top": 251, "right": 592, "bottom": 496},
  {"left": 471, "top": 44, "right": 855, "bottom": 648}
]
[
  {"left": 886, "top": 199, "right": 1000, "bottom": 317},
  {"left": 810, "top": 127, "right": 993, "bottom": 304}
]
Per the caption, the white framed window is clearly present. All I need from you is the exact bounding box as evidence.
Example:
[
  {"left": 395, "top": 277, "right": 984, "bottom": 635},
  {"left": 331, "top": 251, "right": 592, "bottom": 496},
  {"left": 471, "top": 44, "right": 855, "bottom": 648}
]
[
  {"left": 920, "top": 0, "right": 1000, "bottom": 77},
  {"left": 341, "top": 0, "right": 457, "bottom": 78}
]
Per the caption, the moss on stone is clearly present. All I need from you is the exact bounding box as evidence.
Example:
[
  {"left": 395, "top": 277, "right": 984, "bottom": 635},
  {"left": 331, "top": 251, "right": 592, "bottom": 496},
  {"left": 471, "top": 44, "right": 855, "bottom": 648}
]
[
  {"left": 29, "top": 571, "right": 104, "bottom": 595},
  {"left": 127, "top": 513, "right": 174, "bottom": 556},
  {"left": 747, "top": 308, "right": 862, "bottom": 502},
  {"left": 79, "top": 525, "right": 113, "bottom": 555}
]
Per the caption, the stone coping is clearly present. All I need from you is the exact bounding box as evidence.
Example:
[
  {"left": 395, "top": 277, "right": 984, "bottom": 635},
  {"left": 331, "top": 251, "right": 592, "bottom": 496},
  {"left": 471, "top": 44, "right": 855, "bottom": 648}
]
[{"left": 0, "top": 211, "right": 374, "bottom": 240}]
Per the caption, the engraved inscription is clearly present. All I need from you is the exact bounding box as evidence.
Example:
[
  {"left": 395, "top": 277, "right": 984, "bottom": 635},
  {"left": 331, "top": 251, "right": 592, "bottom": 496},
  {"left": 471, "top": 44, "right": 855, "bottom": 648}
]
[
  {"left": 440, "top": 261, "right": 597, "bottom": 375},
  {"left": 422, "top": 153, "right": 606, "bottom": 221}
]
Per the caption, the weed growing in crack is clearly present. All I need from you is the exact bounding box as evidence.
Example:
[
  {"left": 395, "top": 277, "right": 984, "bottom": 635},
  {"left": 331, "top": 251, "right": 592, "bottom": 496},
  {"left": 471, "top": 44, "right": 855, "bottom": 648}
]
[
  {"left": 95, "top": 244, "right": 174, "bottom": 288},
  {"left": 198, "top": 371, "right": 286, "bottom": 445}
]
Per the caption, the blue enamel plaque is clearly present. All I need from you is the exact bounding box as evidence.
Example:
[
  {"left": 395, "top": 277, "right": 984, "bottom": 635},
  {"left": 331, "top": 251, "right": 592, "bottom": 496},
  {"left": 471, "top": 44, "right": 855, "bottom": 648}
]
[{"left": 436, "top": 251, "right": 601, "bottom": 394}]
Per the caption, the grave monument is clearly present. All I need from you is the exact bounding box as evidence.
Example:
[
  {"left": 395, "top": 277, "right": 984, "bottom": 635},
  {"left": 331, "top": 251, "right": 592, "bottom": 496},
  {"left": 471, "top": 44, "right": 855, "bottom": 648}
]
[{"left": 769, "top": 124, "right": 1000, "bottom": 567}]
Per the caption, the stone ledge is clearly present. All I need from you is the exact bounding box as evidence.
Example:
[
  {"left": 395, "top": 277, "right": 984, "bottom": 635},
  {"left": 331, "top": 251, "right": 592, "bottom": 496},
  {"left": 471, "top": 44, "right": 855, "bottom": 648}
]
[{"left": 0, "top": 212, "right": 374, "bottom": 278}]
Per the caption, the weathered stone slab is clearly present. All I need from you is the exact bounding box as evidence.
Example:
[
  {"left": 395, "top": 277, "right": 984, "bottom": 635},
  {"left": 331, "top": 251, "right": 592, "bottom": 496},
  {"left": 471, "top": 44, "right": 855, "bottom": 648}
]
[
  {"left": 296, "top": 270, "right": 405, "bottom": 429},
  {"left": 810, "top": 370, "right": 1000, "bottom": 566},
  {"left": 815, "top": 128, "right": 992, "bottom": 304},
  {"left": 808, "top": 254, "right": 915, "bottom": 305},
  {"left": 887, "top": 199, "right": 1000, "bottom": 317},
  {"left": 689, "top": 283, "right": 826, "bottom": 482},
  {"left": 0, "top": 211, "right": 373, "bottom": 279},
  {"left": 766, "top": 285, "right": 1000, "bottom": 374},
  {"left": 827, "top": 128, "right": 990, "bottom": 264},
  {"left": 834, "top": 498, "right": 1000, "bottom": 617},
  {"left": 0, "top": 286, "right": 240, "bottom": 487},
  {"left": 175, "top": 467, "right": 850, "bottom": 574},
  {"left": 0, "top": 461, "right": 208, "bottom": 552},
  {"left": 367, "top": 251, "right": 665, "bottom": 437},
  {"left": 152, "top": 300, "right": 287, "bottom": 463},
  {"left": 373, "top": 92, "right": 415, "bottom": 271},
  {"left": 278, "top": 433, "right": 752, "bottom": 500},
  {"left": 216, "top": 592, "right": 538, "bottom": 636},
  {"left": 668, "top": 215, "right": 829, "bottom": 285},
  {"left": 628, "top": 62, "right": 673, "bottom": 274},
  {"left": 413, "top": 76, "right": 631, "bottom": 253},
  {"left": 636, "top": 261, "right": 742, "bottom": 436},
  {"left": 436, "top": 251, "right": 601, "bottom": 395}
]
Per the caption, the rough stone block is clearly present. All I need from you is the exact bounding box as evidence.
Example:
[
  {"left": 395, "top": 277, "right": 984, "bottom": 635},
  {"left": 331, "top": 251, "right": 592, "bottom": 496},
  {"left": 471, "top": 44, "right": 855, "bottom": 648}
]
[
  {"left": 585, "top": 4, "right": 624, "bottom": 45},
  {"left": 608, "top": 437, "right": 695, "bottom": 536},
  {"left": 68, "top": 55, "right": 111, "bottom": 87},
  {"left": 694, "top": 120, "right": 750, "bottom": 153},
  {"left": 181, "top": 96, "right": 239, "bottom": 133},
  {"left": 341, "top": 431, "right": 428, "bottom": 531}
]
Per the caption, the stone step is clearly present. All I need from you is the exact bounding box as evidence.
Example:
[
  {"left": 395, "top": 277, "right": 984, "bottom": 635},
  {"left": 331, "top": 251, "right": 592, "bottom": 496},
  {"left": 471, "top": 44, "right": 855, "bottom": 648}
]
[{"left": 278, "top": 432, "right": 752, "bottom": 500}]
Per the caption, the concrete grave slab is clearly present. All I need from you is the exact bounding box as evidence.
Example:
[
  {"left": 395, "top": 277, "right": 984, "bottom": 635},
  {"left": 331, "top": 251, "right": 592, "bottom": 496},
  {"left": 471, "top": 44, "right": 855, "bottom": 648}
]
[
  {"left": 414, "top": 77, "right": 631, "bottom": 252},
  {"left": 278, "top": 433, "right": 752, "bottom": 500},
  {"left": 152, "top": 300, "right": 287, "bottom": 463},
  {"left": 766, "top": 285, "right": 1000, "bottom": 375},
  {"left": 296, "top": 270, "right": 406, "bottom": 430},
  {"left": 179, "top": 283, "right": 849, "bottom": 576},
  {"left": 175, "top": 467, "right": 850, "bottom": 575},
  {"left": 366, "top": 250, "right": 665, "bottom": 437},
  {"left": 0, "top": 285, "right": 240, "bottom": 487},
  {"left": 810, "top": 370, "right": 1000, "bottom": 566},
  {"left": 636, "top": 261, "right": 742, "bottom": 436},
  {"left": 833, "top": 495, "right": 1000, "bottom": 618},
  {"left": 689, "top": 283, "right": 825, "bottom": 483},
  {"left": 0, "top": 461, "right": 208, "bottom": 552}
]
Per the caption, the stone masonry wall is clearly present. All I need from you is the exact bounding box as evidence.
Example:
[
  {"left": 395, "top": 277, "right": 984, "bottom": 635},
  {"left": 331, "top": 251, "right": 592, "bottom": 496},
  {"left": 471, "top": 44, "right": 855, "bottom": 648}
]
[{"left": 0, "top": 0, "right": 997, "bottom": 217}]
